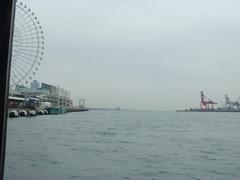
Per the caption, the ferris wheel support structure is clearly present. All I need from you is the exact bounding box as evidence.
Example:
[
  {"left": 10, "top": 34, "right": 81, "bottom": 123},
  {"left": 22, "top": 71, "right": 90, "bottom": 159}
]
[{"left": 10, "top": 0, "right": 45, "bottom": 89}]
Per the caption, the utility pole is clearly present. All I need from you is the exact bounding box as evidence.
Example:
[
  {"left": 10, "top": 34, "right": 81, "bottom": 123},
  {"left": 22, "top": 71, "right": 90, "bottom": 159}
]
[{"left": 0, "top": 0, "right": 16, "bottom": 178}]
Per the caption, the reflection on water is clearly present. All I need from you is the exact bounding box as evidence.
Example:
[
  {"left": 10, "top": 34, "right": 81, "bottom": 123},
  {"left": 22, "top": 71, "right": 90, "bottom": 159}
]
[{"left": 4, "top": 111, "right": 240, "bottom": 180}]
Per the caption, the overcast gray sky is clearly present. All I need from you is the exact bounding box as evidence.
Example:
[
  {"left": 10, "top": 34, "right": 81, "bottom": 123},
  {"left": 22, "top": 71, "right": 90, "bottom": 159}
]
[{"left": 23, "top": 0, "right": 240, "bottom": 110}]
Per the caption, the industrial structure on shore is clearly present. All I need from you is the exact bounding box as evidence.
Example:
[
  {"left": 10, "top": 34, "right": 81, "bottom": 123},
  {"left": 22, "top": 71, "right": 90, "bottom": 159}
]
[
  {"left": 182, "top": 91, "right": 240, "bottom": 112},
  {"left": 200, "top": 91, "right": 218, "bottom": 111}
]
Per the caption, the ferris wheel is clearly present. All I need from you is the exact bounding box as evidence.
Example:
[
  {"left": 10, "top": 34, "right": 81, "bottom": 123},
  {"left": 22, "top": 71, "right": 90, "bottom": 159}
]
[{"left": 10, "top": 0, "right": 45, "bottom": 89}]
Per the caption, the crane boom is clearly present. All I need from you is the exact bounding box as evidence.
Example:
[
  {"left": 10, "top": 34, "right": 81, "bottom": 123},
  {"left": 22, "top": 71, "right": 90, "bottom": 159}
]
[{"left": 200, "top": 91, "right": 217, "bottom": 110}]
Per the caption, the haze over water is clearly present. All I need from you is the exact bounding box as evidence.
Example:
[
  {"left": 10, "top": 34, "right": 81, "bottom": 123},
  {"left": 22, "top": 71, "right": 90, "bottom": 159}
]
[
  {"left": 24, "top": 0, "right": 240, "bottom": 110},
  {"left": 5, "top": 111, "right": 240, "bottom": 180}
]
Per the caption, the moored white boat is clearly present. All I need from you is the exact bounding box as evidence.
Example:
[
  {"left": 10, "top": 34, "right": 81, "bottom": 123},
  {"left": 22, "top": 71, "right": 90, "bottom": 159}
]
[
  {"left": 43, "top": 110, "right": 48, "bottom": 115},
  {"left": 37, "top": 110, "right": 44, "bottom": 115},
  {"left": 28, "top": 110, "right": 37, "bottom": 116},
  {"left": 9, "top": 110, "right": 19, "bottom": 118},
  {"left": 19, "top": 110, "right": 28, "bottom": 116}
]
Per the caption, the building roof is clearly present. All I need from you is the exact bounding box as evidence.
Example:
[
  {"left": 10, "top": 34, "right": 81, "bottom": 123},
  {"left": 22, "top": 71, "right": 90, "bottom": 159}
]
[{"left": 9, "top": 96, "right": 24, "bottom": 101}]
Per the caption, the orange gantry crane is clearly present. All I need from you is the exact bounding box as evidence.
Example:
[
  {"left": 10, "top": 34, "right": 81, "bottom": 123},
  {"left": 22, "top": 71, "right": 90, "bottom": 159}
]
[{"left": 200, "top": 91, "right": 218, "bottom": 110}]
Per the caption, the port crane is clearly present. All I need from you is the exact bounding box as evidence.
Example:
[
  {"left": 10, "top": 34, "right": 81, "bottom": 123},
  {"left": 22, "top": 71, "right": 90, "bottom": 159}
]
[
  {"left": 225, "top": 94, "right": 239, "bottom": 109},
  {"left": 200, "top": 91, "right": 218, "bottom": 110}
]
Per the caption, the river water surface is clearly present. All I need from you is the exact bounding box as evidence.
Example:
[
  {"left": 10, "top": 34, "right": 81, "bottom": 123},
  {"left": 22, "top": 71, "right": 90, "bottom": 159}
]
[{"left": 4, "top": 110, "right": 240, "bottom": 180}]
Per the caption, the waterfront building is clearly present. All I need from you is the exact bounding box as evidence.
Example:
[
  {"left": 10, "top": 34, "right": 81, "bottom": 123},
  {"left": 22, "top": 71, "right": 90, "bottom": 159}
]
[
  {"left": 30, "top": 80, "right": 40, "bottom": 91},
  {"left": 11, "top": 80, "right": 73, "bottom": 108}
]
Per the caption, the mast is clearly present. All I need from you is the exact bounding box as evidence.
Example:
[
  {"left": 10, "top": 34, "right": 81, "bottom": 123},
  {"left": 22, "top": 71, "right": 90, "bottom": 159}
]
[{"left": 0, "top": 0, "right": 16, "bottom": 178}]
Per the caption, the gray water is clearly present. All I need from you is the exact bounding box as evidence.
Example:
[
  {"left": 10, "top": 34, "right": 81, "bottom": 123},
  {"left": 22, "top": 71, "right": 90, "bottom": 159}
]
[{"left": 4, "top": 110, "right": 240, "bottom": 180}]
